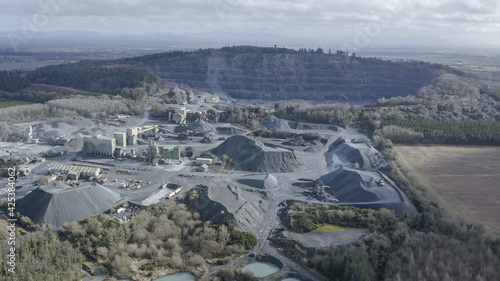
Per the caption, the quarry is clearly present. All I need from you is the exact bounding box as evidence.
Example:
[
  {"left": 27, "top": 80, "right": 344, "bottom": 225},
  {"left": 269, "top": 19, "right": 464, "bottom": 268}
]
[{"left": 0, "top": 91, "right": 416, "bottom": 281}]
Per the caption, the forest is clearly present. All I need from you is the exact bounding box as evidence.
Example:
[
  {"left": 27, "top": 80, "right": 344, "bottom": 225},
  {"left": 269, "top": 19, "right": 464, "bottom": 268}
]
[
  {"left": 0, "top": 71, "right": 31, "bottom": 93},
  {"left": 26, "top": 61, "right": 159, "bottom": 100},
  {"left": 380, "top": 119, "right": 500, "bottom": 145},
  {"left": 0, "top": 202, "right": 257, "bottom": 280}
]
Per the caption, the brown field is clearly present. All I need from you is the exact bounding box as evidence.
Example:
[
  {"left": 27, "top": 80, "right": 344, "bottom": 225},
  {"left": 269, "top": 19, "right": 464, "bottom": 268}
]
[{"left": 395, "top": 145, "right": 500, "bottom": 234}]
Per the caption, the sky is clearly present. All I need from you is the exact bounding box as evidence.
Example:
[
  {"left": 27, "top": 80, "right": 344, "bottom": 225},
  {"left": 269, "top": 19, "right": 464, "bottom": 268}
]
[{"left": 2, "top": 0, "right": 500, "bottom": 50}]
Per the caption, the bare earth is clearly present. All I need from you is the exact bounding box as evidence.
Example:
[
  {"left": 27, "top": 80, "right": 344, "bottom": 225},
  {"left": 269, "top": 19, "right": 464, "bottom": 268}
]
[{"left": 395, "top": 145, "right": 500, "bottom": 234}]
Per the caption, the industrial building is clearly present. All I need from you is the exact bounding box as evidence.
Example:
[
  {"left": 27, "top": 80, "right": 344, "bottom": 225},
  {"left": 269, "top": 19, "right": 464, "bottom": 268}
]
[
  {"left": 114, "top": 132, "right": 127, "bottom": 147},
  {"left": 50, "top": 163, "right": 101, "bottom": 178},
  {"left": 83, "top": 135, "right": 116, "bottom": 157},
  {"left": 163, "top": 147, "right": 181, "bottom": 161},
  {"left": 126, "top": 126, "right": 159, "bottom": 145},
  {"left": 67, "top": 171, "right": 80, "bottom": 180},
  {"left": 196, "top": 158, "right": 213, "bottom": 165},
  {"left": 148, "top": 140, "right": 159, "bottom": 160},
  {"left": 138, "top": 126, "right": 158, "bottom": 139},
  {"left": 173, "top": 107, "right": 187, "bottom": 124},
  {"left": 126, "top": 127, "right": 138, "bottom": 146},
  {"left": 26, "top": 126, "right": 33, "bottom": 140}
]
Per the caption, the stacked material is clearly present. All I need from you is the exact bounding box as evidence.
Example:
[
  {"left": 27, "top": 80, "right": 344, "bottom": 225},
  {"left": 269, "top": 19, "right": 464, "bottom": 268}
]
[
  {"left": 212, "top": 135, "right": 304, "bottom": 173},
  {"left": 175, "top": 119, "right": 216, "bottom": 133},
  {"left": 263, "top": 118, "right": 291, "bottom": 131},
  {"left": 18, "top": 182, "right": 120, "bottom": 228},
  {"left": 238, "top": 174, "right": 279, "bottom": 189},
  {"left": 320, "top": 168, "right": 381, "bottom": 202}
]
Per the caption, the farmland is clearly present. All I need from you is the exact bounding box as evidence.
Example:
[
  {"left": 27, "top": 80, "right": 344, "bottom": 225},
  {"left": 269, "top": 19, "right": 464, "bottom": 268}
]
[
  {"left": 395, "top": 145, "right": 500, "bottom": 234},
  {"left": 0, "top": 100, "right": 35, "bottom": 109}
]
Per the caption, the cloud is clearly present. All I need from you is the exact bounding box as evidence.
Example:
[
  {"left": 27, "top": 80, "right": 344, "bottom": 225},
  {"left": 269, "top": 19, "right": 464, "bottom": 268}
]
[{"left": 1, "top": 0, "right": 499, "bottom": 46}]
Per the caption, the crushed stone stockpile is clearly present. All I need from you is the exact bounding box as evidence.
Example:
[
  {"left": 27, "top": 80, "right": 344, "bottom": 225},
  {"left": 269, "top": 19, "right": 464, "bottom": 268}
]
[
  {"left": 330, "top": 138, "right": 389, "bottom": 171},
  {"left": 211, "top": 135, "right": 305, "bottom": 173},
  {"left": 303, "top": 147, "right": 317, "bottom": 153},
  {"left": 175, "top": 119, "right": 216, "bottom": 133},
  {"left": 189, "top": 184, "right": 270, "bottom": 235},
  {"left": 320, "top": 168, "right": 381, "bottom": 202},
  {"left": 216, "top": 126, "right": 246, "bottom": 135},
  {"left": 262, "top": 118, "right": 291, "bottom": 131},
  {"left": 238, "top": 174, "right": 278, "bottom": 189},
  {"left": 288, "top": 121, "right": 339, "bottom": 131},
  {"left": 18, "top": 182, "right": 121, "bottom": 228}
]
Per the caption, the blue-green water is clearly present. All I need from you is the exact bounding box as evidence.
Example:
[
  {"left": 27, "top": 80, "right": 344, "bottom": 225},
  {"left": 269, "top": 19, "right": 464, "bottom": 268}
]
[
  {"left": 154, "top": 272, "right": 196, "bottom": 281},
  {"left": 242, "top": 262, "right": 280, "bottom": 278},
  {"left": 282, "top": 278, "right": 301, "bottom": 281}
]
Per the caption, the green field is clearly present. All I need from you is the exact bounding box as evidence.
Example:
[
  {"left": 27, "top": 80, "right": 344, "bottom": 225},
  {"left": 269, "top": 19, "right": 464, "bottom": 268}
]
[{"left": 0, "top": 100, "right": 36, "bottom": 109}]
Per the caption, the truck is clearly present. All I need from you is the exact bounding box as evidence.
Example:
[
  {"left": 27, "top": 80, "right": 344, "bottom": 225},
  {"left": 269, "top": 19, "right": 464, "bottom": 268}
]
[{"left": 166, "top": 187, "right": 182, "bottom": 199}]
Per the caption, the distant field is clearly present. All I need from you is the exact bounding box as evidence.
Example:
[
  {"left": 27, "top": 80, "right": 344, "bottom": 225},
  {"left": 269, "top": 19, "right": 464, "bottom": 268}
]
[
  {"left": 0, "top": 61, "right": 63, "bottom": 71},
  {"left": 395, "top": 145, "right": 500, "bottom": 234},
  {"left": 0, "top": 100, "right": 35, "bottom": 109}
]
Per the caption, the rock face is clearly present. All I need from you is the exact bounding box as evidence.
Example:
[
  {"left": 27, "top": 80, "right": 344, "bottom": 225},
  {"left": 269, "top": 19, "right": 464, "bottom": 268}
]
[
  {"left": 18, "top": 182, "right": 121, "bottom": 228},
  {"left": 212, "top": 135, "right": 305, "bottom": 173},
  {"left": 130, "top": 46, "right": 438, "bottom": 101}
]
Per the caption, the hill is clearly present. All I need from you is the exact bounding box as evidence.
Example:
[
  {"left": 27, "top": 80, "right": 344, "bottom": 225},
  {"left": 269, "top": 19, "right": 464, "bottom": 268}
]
[{"left": 117, "top": 46, "right": 446, "bottom": 101}]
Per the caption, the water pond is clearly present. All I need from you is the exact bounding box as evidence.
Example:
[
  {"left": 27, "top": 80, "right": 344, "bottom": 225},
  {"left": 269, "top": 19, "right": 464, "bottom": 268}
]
[
  {"left": 153, "top": 272, "right": 196, "bottom": 281},
  {"left": 242, "top": 262, "right": 280, "bottom": 278}
]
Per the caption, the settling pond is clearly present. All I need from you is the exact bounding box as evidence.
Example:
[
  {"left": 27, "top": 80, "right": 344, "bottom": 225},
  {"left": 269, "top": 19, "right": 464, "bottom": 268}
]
[
  {"left": 154, "top": 272, "right": 196, "bottom": 281},
  {"left": 242, "top": 262, "right": 281, "bottom": 278}
]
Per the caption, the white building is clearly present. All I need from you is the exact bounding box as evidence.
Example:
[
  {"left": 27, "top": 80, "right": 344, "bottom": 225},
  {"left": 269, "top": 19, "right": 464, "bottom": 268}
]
[
  {"left": 83, "top": 135, "right": 116, "bottom": 157},
  {"left": 114, "top": 132, "right": 127, "bottom": 147}
]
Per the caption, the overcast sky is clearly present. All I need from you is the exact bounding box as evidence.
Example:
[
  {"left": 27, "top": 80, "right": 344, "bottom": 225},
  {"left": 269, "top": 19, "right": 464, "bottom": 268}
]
[{"left": 2, "top": 0, "right": 500, "bottom": 49}]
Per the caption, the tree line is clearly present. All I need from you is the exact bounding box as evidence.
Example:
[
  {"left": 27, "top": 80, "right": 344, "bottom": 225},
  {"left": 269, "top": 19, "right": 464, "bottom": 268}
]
[
  {"left": 381, "top": 119, "right": 500, "bottom": 145},
  {"left": 27, "top": 61, "right": 159, "bottom": 100},
  {"left": 0, "top": 95, "right": 145, "bottom": 127}
]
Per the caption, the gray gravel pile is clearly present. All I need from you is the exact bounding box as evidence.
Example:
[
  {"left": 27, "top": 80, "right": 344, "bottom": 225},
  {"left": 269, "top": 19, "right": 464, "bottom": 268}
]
[
  {"left": 263, "top": 118, "right": 291, "bottom": 131},
  {"left": 328, "top": 140, "right": 389, "bottom": 171},
  {"left": 320, "top": 168, "right": 381, "bottom": 202},
  {"left": 333, "top": 142, "right": 371, "bottom": 169},
  {"left": 303, "top": 147, "right": 317, "bottom": 153},
  {"left": 216, "top": 127, "right": 246, "bottom": 135},
  {"left": 175, "top": 119, "right": 216, "bottom": 133},
  {"left": 238, "top": 174, "right": 278, "bottom": 189},
  {"left": 18, "top": 182, "right": 121, "bottom": 228},
  {"left": 212, "top": 135, "right": 304, "bottom": 173}
]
